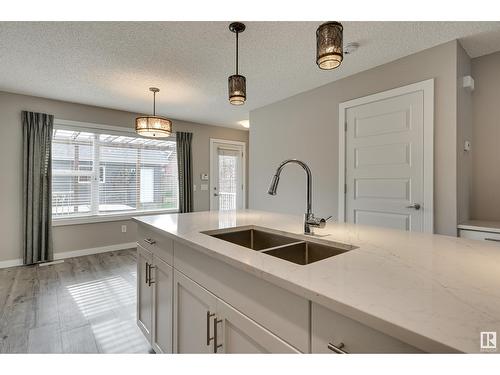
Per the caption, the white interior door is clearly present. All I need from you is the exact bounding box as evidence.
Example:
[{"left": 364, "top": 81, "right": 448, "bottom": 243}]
[
  {"left": 342, "top": 82, "right": 433, "bottom": 232},
  {"left": 210, "top": 140, "right": 245, "bottom": 211}
]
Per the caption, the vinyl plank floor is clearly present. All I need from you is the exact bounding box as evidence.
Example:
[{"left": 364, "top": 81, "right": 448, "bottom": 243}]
[{"left": 0, "top": 249, "right": 150, "bottom": 354}]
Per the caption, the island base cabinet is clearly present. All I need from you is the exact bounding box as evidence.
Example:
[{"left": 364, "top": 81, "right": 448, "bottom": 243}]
[
  {"left": 311, "top": 303, "right": 423, "bottom": 354},
  {"left": 151, "top": 256, "right": 173, "bottom": 354},
  {"left": 173, "top": 270, "right": 301, "bottom": 354},
  {"left": 137, "top": 245, "right": 153, "bottom": 342}
]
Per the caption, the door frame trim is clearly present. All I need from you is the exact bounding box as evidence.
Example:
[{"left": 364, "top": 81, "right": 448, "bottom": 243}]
[
  {"left": 338, "top": 79, "right": 434, "bottom": 233},
  {"left": 209, "top": 138, "right": 247, "bottom": 211}
]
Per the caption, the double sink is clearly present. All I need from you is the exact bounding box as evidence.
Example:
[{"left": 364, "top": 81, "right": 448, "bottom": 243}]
[{"left": 202, "top": 226, "right": 356, "bottom": 266}]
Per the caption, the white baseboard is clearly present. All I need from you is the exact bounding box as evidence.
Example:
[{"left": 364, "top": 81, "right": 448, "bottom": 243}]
[
  {"left": 0, "top": 258, "right": 23, "bottom": 269},
  {"left": 0, "top": 242, "right": 137, "bottom": 269}
]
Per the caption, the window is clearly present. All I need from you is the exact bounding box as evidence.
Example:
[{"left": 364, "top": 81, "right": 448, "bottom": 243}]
[{"left": 52, "top": 126, "right": 178, "bottom": 220}]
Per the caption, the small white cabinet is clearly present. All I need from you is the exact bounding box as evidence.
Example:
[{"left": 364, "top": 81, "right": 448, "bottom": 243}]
[
  {"left": 151, "top": 256, "right": 173, "bottom": 354},
  {"left": 137, "top": 245, "right": 153, "bottom": 341},
  {"left": 173, "top": 269, "right": 217, "bottom": 353},
  {"left": 137, "top": 243, "right": 174, "bottom": 353}
]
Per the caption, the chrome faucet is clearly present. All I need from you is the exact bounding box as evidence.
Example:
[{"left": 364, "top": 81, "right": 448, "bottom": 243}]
[{"left": 268, "top": 159, "right": 331, "bottom": 235}]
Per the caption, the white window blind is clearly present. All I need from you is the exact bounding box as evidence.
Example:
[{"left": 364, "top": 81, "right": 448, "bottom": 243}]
[{"left": 52, "top": 127, "right": 178, "bottom": 219}]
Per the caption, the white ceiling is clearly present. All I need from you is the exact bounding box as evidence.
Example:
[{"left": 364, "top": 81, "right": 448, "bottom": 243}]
[{"left": 1, "top": 21, "right": 500, "bottom": 129}]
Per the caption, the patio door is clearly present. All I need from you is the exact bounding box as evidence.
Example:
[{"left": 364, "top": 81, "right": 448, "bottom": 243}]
[{"left": 210, "top": 139, "right": 246, "bottom": 211}]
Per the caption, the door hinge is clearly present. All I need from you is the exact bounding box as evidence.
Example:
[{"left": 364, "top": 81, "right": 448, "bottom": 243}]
[
  {"left": 344, "top": 121, "right": 347, "bottom": 132},
  {"left": 344, "top": 184, "right": 347, "bottom": 194}
]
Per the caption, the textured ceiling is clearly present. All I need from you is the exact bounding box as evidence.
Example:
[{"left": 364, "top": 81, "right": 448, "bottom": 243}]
[{"left": 1, "top": 21, "right": 500, "bottom": 129}]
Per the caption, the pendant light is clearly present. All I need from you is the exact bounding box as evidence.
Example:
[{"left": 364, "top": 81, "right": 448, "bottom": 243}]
[
  {"left": 228, "top": 22, "right": 246, "bottom": 105},
  {"left": 316, "top": 22, "right": 343, "bottom": 70},
  {"left": 135, "top": 87, "right": 172, "bottom": 138}
]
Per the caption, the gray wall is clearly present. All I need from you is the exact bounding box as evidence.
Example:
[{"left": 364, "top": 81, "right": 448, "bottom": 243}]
[
  {"left": 470, "top": 51, "right": 500, "bottom": 221},
  {"left": 456, "top": 43, "right": 473, "bottom": 225},
  {"left": 0, "top": 91, "right": 248, "bottom": 262},
  {"left": 249, "top": 40, "right": 460, "bottom": 236}
]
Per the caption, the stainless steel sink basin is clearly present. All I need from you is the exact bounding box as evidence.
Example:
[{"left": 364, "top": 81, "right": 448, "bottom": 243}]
[
  {"left": 209, "top": 228, "right": 298, "bottom": 250},
  {"left": 202, "top": 226, "right": 357, "bottom": 265},
  {"left": 262, "top": 241, "right": 348, "bottom": 265}
]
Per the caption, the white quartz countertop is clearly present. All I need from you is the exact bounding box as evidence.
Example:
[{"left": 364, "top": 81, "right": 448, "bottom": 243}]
[
  {"left": 134, "top": 210, "right": 500, "bottom": 353},
  {"left": 458, "top": 220, "right": 500, "bottom": 234}
]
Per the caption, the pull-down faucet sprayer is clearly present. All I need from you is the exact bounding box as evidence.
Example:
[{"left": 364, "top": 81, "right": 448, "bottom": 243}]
[{"left": 268, "top": 159, "right": 331, "bottom": 235}]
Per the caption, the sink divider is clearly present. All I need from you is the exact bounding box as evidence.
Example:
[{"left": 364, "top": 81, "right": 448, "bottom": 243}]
[{"left": 257, "top": 240, "right": 306, "bottom": 253}]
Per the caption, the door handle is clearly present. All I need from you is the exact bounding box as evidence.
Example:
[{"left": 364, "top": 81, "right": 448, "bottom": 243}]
[
  {"left": 213, "top": 317, "right": 223, "bottom": 353},
  {"left": 144, "top": 238, "right": 156, "bottom": 245},
  {"left": 406, "top": 203, "right": 421, "bottom": 210},
  {"left": 213, "top": 193, "right": 219, "bottom": 197},
  {"left": 327, "top": 342, "right": 348, "bottom": 354},
  {"left": 206, "top": 311, "right": 215, "bottom": 346},
  {"left": 148, "top": 264, "right": 156, "bottom": 286}
]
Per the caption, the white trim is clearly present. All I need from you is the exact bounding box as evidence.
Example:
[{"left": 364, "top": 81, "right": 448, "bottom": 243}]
[
  {"left": 54, "top": 118, "right": 137, "bottom": 134},
  {"left": 0, "top": 258, "right": 23, "bottom": 269},
  {"left": 0, "top": 242, "right": 136, "bottom": 269},
  {"left": 53, "top": 118, "right": 177, "bottom": 140},
  {"left": 52, "top": 208, "right": 178, "bottom": 226},
  {"left": 338, "top": 79, "right": 434, "bottom": 233},
  {"left": 209, "top": 138, "right": 247, "bottom": 211}
]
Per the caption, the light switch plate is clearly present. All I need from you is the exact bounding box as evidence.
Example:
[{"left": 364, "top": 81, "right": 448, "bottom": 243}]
[{"left": 200, "top": 173, "right": 209, "bottom": 181}]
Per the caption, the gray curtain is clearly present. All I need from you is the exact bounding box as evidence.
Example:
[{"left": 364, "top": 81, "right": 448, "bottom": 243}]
[
  {"left": 22, "top": 111, "right": 54, "bottom": 265},
  {"left": 176, "top": 132, "right": 193, "bottom": 213}
]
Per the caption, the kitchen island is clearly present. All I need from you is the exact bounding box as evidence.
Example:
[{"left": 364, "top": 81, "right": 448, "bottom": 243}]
[{"left": 133, "top": 210, "right": 500, "bottom": 354}]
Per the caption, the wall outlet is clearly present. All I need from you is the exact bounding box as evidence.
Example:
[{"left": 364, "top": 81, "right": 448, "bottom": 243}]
[{"left": 121, "top": 225, "right": 127, "bottom": 233}]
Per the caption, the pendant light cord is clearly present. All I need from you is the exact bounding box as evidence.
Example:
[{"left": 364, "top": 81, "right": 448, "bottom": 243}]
[
  {"left": 236, "top": 31, "right": 239, "bottom": 75},
  {"left": 153, "top": 91, "right": 156, "bottom": 116}
]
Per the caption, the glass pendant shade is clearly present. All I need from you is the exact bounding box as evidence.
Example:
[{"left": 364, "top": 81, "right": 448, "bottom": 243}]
[
  {"left": 228, "top": 74, "right": 246, "bottom": 105},
  {"left": 135, "top": 116, "right": 172, "bottom": 138},
  {"left": 135, "top": 87, "right": 172, "bottom": 138},
  {"left": 316, "top": 22, "right": 343, "bottom": 70}
]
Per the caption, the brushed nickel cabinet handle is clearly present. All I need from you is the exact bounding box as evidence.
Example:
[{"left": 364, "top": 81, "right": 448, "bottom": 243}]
[
  {"left": 213, "top": 317, "right": 223, "bottom": 353},
  {"left": 485, "top": 238, "right": 500, "bottom": 243},
  {"left": 327, "top": 342, "right": 348, "bottom": 354},
  {"left": 145, "top": 262, "right": 149, "bottom": 284},
  {"left": 148, "top": 264, "right": 156, "bottom": 286},
  {"left": 144, "top": 238, "right": 156, "bottom": 245},
  {"left": 206, "top": 311, "right": 215, "bottom": 346}
]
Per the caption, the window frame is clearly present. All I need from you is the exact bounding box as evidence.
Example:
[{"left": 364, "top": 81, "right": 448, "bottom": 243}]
[{"left": 51, "top": 119, "right": 179, "bottom": 226}]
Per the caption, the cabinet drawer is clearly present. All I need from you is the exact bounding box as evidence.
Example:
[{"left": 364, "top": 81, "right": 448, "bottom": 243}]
[
  {"left": 311, "top": 303, "right": 422, "bottom": 353},
  {"left": 459, "top": 229, "right": 500, "bottom": 243},
  {"left": 138, "top": 225, "right": 174, "bottom": 265}
]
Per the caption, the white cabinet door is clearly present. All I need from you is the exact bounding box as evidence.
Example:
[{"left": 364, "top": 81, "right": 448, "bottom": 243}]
[
  {"left": 215, "top": 298, "right": 300, "bottom": 354},
  {"left": 151, "top": 255, "right": 173, "bottom": 354},
  {"left": 137, "top": 244, "right": 153, "bottom": 342},
  {"left": 173, "top": 270, "right": 217, "bottom": 353}
]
